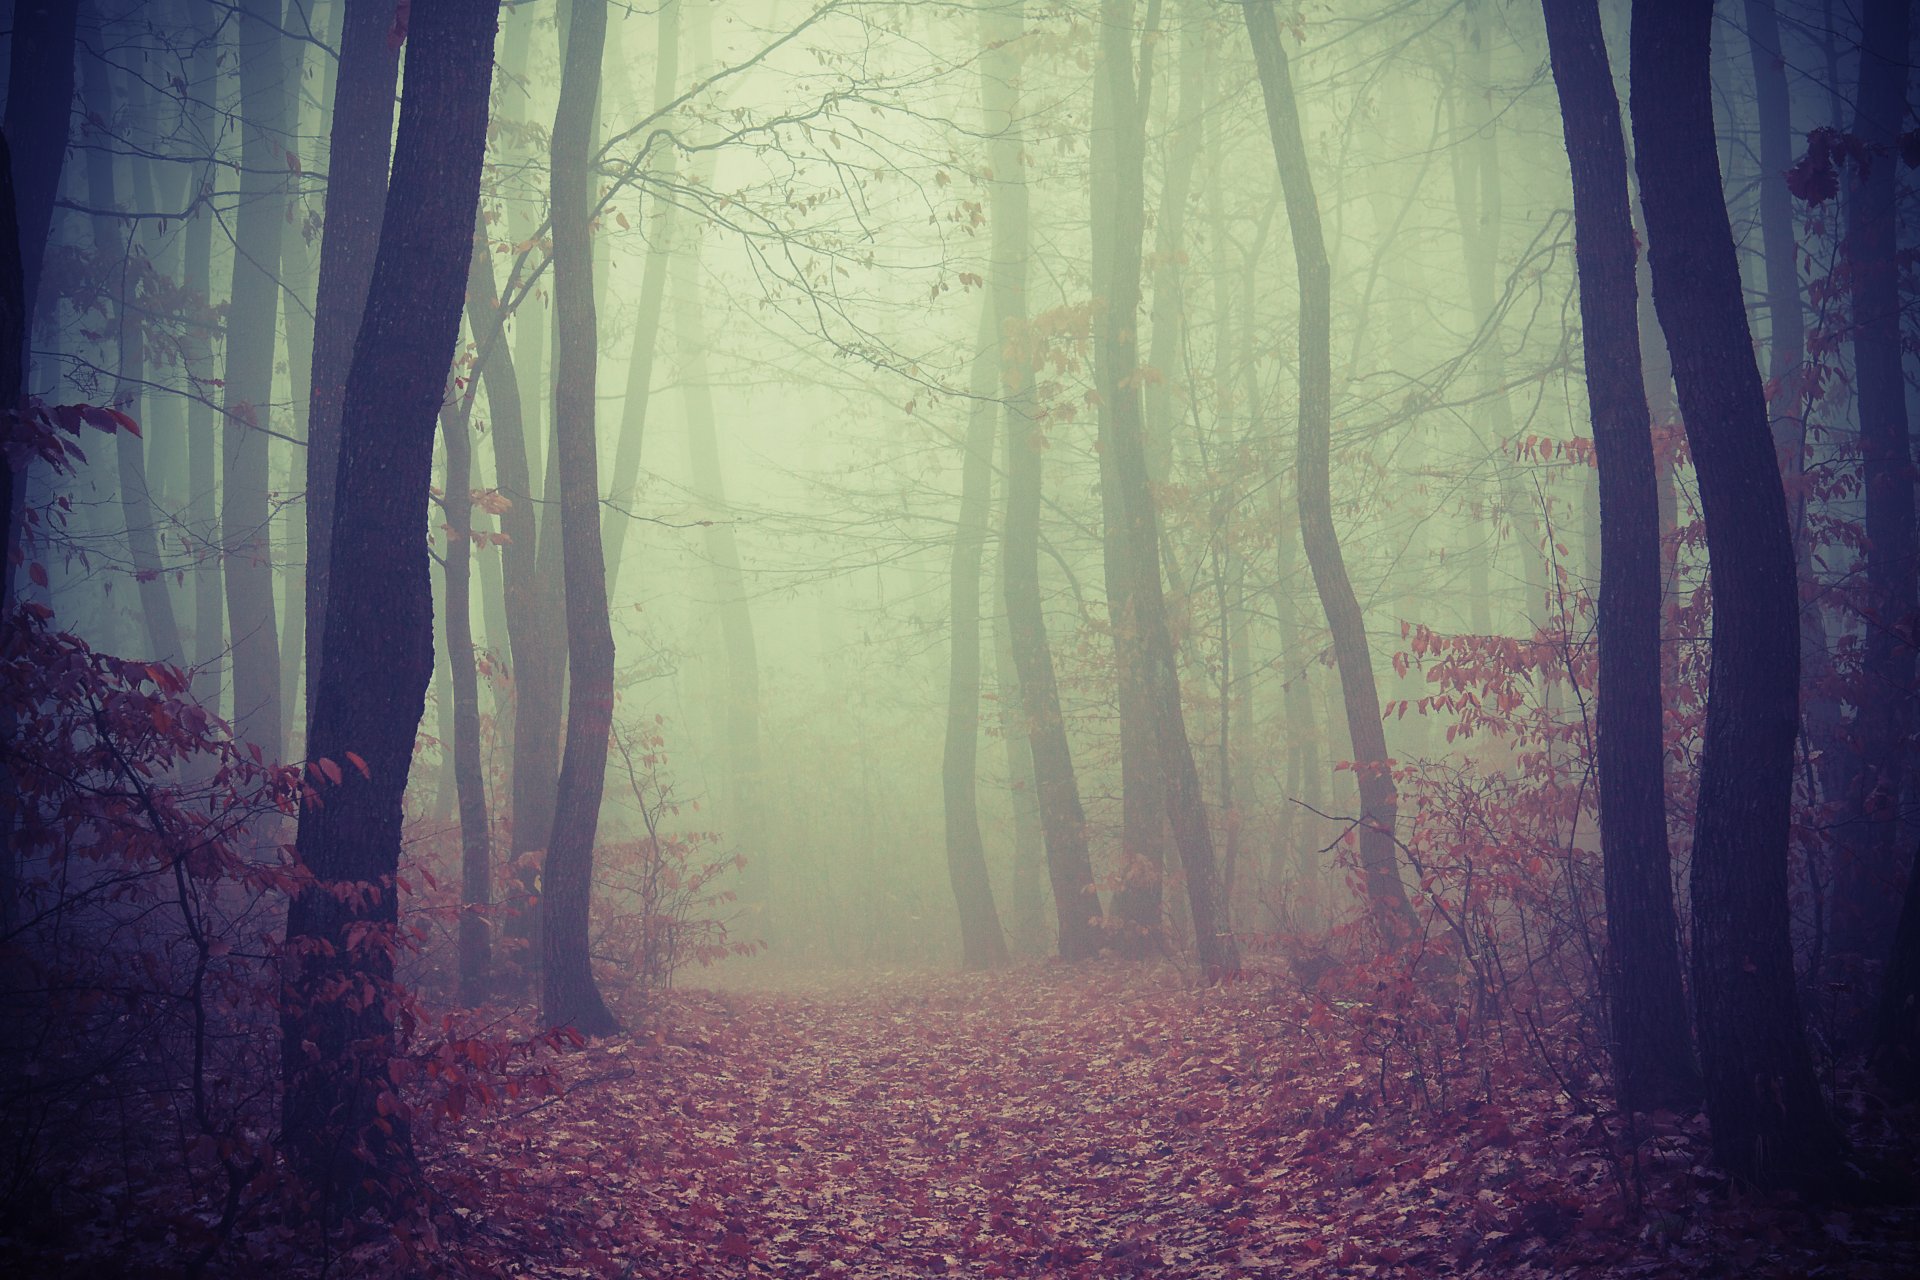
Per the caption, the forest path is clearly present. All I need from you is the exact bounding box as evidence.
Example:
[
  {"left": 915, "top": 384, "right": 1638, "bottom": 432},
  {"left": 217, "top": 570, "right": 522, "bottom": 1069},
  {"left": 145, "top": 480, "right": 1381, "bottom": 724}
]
[{"left": 429, "top": 963, "right": 1900, "bottom": 1278}]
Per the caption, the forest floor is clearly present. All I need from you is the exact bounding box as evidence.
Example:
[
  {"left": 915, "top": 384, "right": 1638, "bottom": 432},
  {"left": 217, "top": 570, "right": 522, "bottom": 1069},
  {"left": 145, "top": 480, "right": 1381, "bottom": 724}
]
[{"left": 404, "top": 961, "right": 1920, "bottom": 1279}]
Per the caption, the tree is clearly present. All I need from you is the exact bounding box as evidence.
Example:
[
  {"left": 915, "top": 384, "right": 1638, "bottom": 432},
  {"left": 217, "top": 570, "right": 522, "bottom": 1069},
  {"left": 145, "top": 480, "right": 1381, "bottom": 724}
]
[
  {"left": 1243, "top": 0, "right": 1414, "bottom": 944},
  {"left": 3, "top": 0, "right": 80, "bottom": 605},
  {"left": 1833, "top": 0, "right": 1916, "bottom": 964},
  {"left": 541, "top": 0, "right": 619, "bottom": 1037},
  {"left": 1541, "top": 0, "right": 1698, "bottom": 1114},
  {"left": 991, "top": 0, "right": 1102, "bottom": 962},
  {"left": 305, "top": 0, "right": 402, "bottom": 721},
  {"left": 1628, "top": 0, "right": 1845, "bottom": 1189},
  {"left": 220, "top": 0, "right": 295, "bottom": 763},
  {"left": 280, "top": 0, "right": 501, "bottom": 1210},
  {"left": 1096, "top": 0, "right": 1237, "bottom": 977},
  {"left": 441, "top": 392, "right": 494, "bottom": 1006}
]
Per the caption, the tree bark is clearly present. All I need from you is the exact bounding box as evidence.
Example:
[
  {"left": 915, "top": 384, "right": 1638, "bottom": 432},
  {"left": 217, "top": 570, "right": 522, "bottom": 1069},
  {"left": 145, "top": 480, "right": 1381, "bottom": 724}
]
[
  {"left": 1244, "top": 1, "right": 1415, "bottom": 944},
  {"left": 221, "top": 0, "right": 295, "bottom": 763},
  {"left": 600, "top": 0, "right": 680, "bottom": 599},
  {"left": 1098, "top": 0, "right": 1238, "bottom": 977},
  {"left": 1833, "top": 0, "right": 1916, "bottom": 963},
  {"left": 1542, "top": 0, "right": 1699, "bottom": 1114},
  {"left": 465, "top": 213, "right": 563, "bottom": 976},
  {"left": 989, "top": 0, "right": 1101, "bottom": 962},
  {"left": 441, "top": 398, "right": 493, "bottom": 1005},
  {"left": 306, "top": 0, "right": 401, "bottom": 723},
  {"left": 281, "top": 0, "right": 499, "bottom": 1212},
  {"left": 541, "top": 0, "right": 618, "bottom": 1037},
  {"left": 1629, "top": 0, "right": 1846, "bottom": 1190},
  {"left": 943, "top": 295, "right": 1011, "bottom": 969}
]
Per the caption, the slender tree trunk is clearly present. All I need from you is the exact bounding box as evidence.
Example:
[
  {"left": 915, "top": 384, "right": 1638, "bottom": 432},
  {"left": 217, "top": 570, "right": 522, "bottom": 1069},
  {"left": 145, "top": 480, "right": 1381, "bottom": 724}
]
[
  {"left": 1629, "top": 0, "right": 1846, "bottom": 1190},
  {"left": 221, "top": 0, "right": 294, "bottom": 762},
  {"left": 1092, "top": 0, "right": 1168, "bottom": 954},
  {"left": 1245, "top": 1, "right": 1415, "bottom": 945},
  {"left": 944, "top": 294, "right": 1011, "bottom": 969},
  {"left": 1543, "top": 0, "right": 1699, "bottom": 1114},
  {"left": 1833, "top": 0, "right": 1916, "bottom": 963},
  {"left": 1098, "top": 0, "right": 1238, "bottom": 977},
  {"left": 441, "top": 398, "right": 493, "bottom": 1005},
  {"left": 674, "top": 237, "right": 767, "bottom": 915},
  {"left": 988, "top": 0, "right": 1101, "bottom": 961},
  {"left": 79, "top": 41, "right": 185, "bottom": 668},
  {"left": 1876, "top": 839, "right": 1920, "bottom": 1094},
  {"left": 541, "top": 0, "right": 618, "bottom": 1037},
  {"left": 281, "top": 0, "right": 499, "bottom": 1212},
  {"left": 601, "top": 0, "right": 680, "bottom": 599},
  {"left": 306, "top": 0, "right": 401, "bottom": 723},
  {"left": 465, "top": 214, "right": 563, "bottom": 975}
]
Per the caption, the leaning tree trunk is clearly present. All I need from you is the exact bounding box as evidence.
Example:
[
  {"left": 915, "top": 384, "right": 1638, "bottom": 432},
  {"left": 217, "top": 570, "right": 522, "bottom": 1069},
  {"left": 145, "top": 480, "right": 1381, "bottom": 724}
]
[
  {"left": 221, "top": 0, "right": 294, "bottom": 763},
  {"left": 1628, "top": 0, "right": 1846, "bottom": 1191},
  {"left": 1542, "top": 0, "right": 1699, "bottom": 1114},
  {"left": 540, "top": 0, "right": 618, "bottom": 1037},
  {"left": 987, "top": 0, "right": 1101, "bottom": 962},
  {"left": 306, "top": 0, "right": 401, "bottom": 722},
  {"left": 280, "top": 0, "right": 499, "bottom": 1214},
  {"left": 1244, "top": 1, "right": 1415, "bottom": 945},
  {"left": 942, "top": 297, "right": 1012, "bottom": 969},
  {"left": 1098, "top": 0, "right": 1238, "bottom": 977}
]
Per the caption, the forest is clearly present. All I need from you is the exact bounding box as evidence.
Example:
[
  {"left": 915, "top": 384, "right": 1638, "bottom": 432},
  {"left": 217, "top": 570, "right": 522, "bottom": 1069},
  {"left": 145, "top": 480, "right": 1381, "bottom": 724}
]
[{"left": 0, "top": 0, "right": 1917, "bottom": 1273}]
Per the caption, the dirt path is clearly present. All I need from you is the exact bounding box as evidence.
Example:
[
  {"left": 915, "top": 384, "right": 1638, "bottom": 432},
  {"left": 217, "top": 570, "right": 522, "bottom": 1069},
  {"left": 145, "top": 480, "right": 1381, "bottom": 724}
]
[{"left": 428, "top": 964, "right": 1913, "bottom": 1278}]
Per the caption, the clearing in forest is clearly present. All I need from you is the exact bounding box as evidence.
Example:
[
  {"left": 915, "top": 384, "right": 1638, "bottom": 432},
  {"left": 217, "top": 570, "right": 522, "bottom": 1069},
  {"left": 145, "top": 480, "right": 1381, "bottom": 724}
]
[{"left": 422, "top": 964, "right": 1913, "bottom": 1278}]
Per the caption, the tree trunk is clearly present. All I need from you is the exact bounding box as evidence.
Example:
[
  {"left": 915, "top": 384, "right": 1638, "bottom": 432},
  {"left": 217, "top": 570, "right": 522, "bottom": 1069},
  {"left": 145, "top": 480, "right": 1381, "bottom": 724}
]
[
  {"left": 79, "top": 41, "right": 185, "bottom": 669},
  {"left": 306, "top": 0, "right": 401, "bottom": 723},
  {"left": 1, "top": 0, "right": 77, "bottom": 609},
  {"left": 1833, "top": 0, "right": 1916, "bottom": 964},
  {"left": 441, "top": 398, "right": 493, "bottom": 1006},
  {"left": 1629, "top": 0, "right": 1846, "bottom": 1190},
  {"left": 541, "top": 0, "right": 618, "bottom": 1037},
  {"left": 465, "top": 213, "right": 563, "bottom": 976},
  {"left": 942, "top": 296, "right": 1012, "bottom": 969},
  {"left": 280, "top": 0, "right": 499, "bottom": 1213},
  {"left": 1098, "top": 0, "right": 1238, "bottom": 977},
  {"left": 600, "top": 0, "right": 680, "bottom": 599},
  {"left": 1876, "top": 839, "right": 1920, "bottom": 1095},
  {"left": 988, "top": 0, "right": 1101, "bottom": 962},
  {"left": 1091, "top": 0, "right": 1169, "bottom": 956},
  {"left": 1542, "top": 0, "right": 1699, "bottom": 1114},
  {"left": 1244, "top": 1, "right": 1415, "bottom": 945}
]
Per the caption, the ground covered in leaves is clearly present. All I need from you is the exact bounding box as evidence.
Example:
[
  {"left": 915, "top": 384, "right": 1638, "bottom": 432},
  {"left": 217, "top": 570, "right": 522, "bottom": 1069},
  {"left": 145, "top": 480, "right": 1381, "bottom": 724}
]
[{"left": 404, "top": 963, "right": 1918, "bottom": 1279}]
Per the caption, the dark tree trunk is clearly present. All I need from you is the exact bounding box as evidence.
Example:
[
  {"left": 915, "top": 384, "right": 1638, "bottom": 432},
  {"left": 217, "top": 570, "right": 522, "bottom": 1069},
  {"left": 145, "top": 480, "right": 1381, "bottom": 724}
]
[
  {"left": 1098, "top": 0, "right": 1238, "bottom": 978},
  {"left": 1542, "top": 0, "right": 1699, "bottom": 1114},
  {"left": 988, "top": 0, "right": 1101, "bottom": 962},
  {"left": 465, "top": 213, "right": 563, "bottom": 975},
  {"left": 1833, "top": 0, "right": 1916, "bottom": 963},
  {"left": 1629, "top": 0, "right": 1847, "bottom": 1190},
  {"left": 942, "top": 298, "right": 1011, "bottom": 969},
  {"left": 2, "top": 0, "right": 78, "bottom": 608},
  {"left": 1244, "top": 1, "right": 1415, "bottom": 945},
  {"left": 441, "top": 399, "right": 493, "bottom": 1006},
  {"left": 280, "top": 0, "right": 499, "bottom": 1213},
  {"left": 306, "top": 0, "right": 401, "bottom": 722},
  {"left": 1876, "top": 839, "right": 1920, "bottom": 1095},
  {"left": 541, "top": 0, "right": 618, "bottom": 1037}
]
